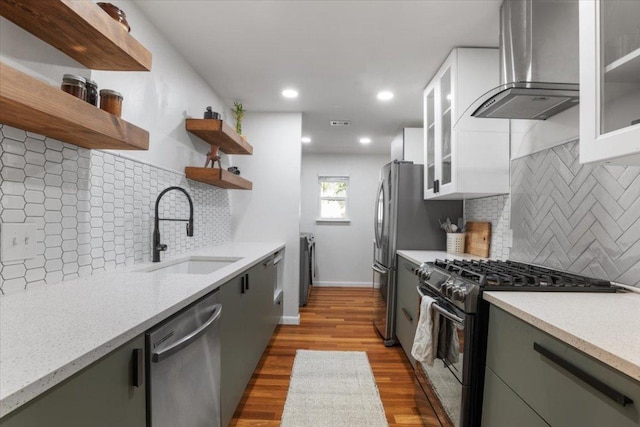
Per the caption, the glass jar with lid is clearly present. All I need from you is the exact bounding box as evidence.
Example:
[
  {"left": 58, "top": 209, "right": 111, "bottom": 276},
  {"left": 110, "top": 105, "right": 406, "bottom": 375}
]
[
  {"left": 99, "top": 89, "right": 123, "bottom": 117},
  {"left": 61, "top": 74, "right": 87, "bottom": 101}
]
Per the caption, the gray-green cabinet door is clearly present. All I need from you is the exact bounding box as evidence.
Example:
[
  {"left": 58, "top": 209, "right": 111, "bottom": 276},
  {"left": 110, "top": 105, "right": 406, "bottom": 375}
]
[
  {"left": 395, "top": 255, "right": 419, "bottom": 367},
  {"left": 0, "top": 335, "right": 146, "bottom": 427},
  {"left": 219, "top": 273, "right": 250, "bottom": 427},
  {"left": 482, "top": 367, "right": 549, "bottom": 427}
]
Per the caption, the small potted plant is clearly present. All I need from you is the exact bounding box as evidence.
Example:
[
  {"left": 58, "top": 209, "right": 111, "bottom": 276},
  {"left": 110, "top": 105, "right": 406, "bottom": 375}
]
[{"left": 232, "top": 100, "right": 245, "bottom": 137}]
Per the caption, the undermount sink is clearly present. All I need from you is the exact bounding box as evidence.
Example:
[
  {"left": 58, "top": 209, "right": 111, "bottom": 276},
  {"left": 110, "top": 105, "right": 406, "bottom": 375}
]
[{"left": 140, "top": 256, "right": 242, "bottom": 275}]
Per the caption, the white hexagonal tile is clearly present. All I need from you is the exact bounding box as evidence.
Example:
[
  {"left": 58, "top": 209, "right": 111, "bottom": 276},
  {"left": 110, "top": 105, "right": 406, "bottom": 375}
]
[
  {"left": 1, "top": 167, "right": 26, "bottom": 182},
  {"left": 45, "top": 247, "right": 63, "bottom": 260},
  {"left": 62, "top": 217, "right": 77, "bottom": 229},
  {"left": 0, "top": 277, "right": 27, "bottom": 294},
  {"left": 2, "top": 152, "right": 26, "bottom": 169},
  {"left": 44, "top": 256, "right": 63, "bottom": 270},
  {"left": 44, "top": 150, "right": 63, "bottom": 163},
  {"left": 63, "top": 262, "right": 79, "bottom": 275},
  {"left": 25, "top": 255, "right": 46, "bottom": 269},
  {"left": 24, "top": 137, "right": 46, "bottom": 152},
  {"left": 45, "top": 234, "right": 63, "bottom": 248},
  {"left": 25, "top": 268, "right": 46, "bottom": 282},
  {"left": 25, "top": 150, "right": 46, "bottom": 166},
  {"left": 44, "top": 198, "right": 62, "bottom": 211},
  {"left": 44, "top": 223, "right": 62, "bottom": 235},
  {"left": 2, "top": 263, "right": 26, "bottom": 279},
  {"left": 3, "top": 195, "right": 25, "bottom": 210},
  {"left": 24, "top": 177, "right": 45, "bottom": 191},
  {"left": 62, "top": 251, "right": 78, "bottom": 263},
  {"left": 24, "top": 190, "right": 45, "bottom": 203},
  {"left": 26, "top": 131, "right": 46, "bottom": 141},
  {"left": 24, "top": 164, "right": 45, "bottom": 178},
  {"left": 2, "top": 126, "right": 27, "bottom": 142},
  {"left": 44, "top": 173, "right": 63, "bottom": 187},
  {"left": 1, "top": 209, "right": 26, "bottom": 222},
  {"left": 45, "top": 270, "right": 64, "bottom": 283},
  {"left": 25, "top": 204, "right": 46, "bottom": 217},
  {"left": 3, "top": 138, "right": 26, "bottom": 155},
  {"left": 44, "top": 138, "right": 64, "bottom": 151},
  {"left": 78, "top": 254, "right": 92, "bottom": 266}
]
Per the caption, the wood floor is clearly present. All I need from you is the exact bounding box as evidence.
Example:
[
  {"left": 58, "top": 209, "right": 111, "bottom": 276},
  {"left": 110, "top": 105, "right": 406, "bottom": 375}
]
[{"left": 230, "top": 286, "right": 441, "bottom": 426}]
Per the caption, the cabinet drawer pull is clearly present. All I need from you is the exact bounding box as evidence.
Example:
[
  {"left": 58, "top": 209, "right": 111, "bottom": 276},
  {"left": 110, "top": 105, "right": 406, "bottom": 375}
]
[
  {"left": 402, "top": 307, "right": 413, "bottom": 322},
  {"left": 533, "top": 343, "right": 633, "bottom": 407},
  {"left": 132, "top": 348, "right": 144, "bottom": 388},
  {"left": 241, "top": 275, "right": 246, "bottom": 294},
  {"left": 245, "top": 274, "right": 250, "bottom": 290}
]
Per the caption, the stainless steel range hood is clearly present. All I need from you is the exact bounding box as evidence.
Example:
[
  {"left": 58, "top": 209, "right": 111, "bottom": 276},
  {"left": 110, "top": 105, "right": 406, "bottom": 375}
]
[{"left": 472, "top": 0, "right": 580, "bottom": 120}]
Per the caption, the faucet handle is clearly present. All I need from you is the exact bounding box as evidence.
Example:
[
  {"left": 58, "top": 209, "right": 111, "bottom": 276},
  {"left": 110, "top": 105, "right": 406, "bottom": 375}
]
[{"left": 156, "top": 244, "right": 167, "bottom": 252}]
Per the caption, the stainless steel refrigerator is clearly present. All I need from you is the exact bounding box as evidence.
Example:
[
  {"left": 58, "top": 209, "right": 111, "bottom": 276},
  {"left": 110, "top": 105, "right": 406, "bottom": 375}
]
[{"left": 372, "top": 161, "right": 462, "bottom": 346}]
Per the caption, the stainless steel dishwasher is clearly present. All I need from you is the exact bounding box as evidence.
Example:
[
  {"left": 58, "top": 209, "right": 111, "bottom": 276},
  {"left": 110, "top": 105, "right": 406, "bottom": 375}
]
[{"left": 146, "top": 290, "right": 222, "bottom": 427}]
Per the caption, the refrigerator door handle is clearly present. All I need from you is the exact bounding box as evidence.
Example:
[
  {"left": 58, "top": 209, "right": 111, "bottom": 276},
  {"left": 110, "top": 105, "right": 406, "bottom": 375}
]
[
  {"left": 374, "top": 180, "right": 383, "bottom": 248},
  {"left": 371, "top": 263, "right": 389, "bottom": 275}
]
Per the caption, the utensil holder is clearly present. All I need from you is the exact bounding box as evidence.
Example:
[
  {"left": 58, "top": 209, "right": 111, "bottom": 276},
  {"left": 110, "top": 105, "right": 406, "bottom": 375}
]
[{"left": 447, "top": 233, "right": 465, "bottom": 254}]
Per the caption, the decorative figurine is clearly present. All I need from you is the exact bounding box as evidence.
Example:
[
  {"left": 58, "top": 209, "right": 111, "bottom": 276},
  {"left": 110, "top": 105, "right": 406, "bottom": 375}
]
[{"left": 204, "top": 146, "right": 222, "bottom": 169}]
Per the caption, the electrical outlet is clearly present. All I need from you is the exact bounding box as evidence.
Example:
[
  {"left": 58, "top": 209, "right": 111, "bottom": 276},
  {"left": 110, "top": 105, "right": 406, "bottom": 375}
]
[{"left": 1, "top": 223, "right": 37, "bottom": 262}]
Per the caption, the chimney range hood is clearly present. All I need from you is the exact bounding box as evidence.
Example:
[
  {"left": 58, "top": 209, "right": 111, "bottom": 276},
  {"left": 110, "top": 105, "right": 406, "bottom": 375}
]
[{"left": 472, "top": 0, "right": 580, "bottom": 120}]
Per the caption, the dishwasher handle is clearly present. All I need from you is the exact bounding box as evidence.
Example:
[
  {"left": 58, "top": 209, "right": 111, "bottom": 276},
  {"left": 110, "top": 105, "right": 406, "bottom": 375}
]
[{"left": 152, "top": 304, "right": 222, "bottom": 363}]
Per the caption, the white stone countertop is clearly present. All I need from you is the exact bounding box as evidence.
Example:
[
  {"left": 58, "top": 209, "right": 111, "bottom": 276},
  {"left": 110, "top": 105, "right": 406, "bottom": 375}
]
[
  {"left": 396, "top": 250, "right": 487, "bottom": 266},
  {"left": 484, "top": 291, "right": 640, "bottom": 383},
  {"left": 0, "top": 241, "right": 285, "bottom": 417}
]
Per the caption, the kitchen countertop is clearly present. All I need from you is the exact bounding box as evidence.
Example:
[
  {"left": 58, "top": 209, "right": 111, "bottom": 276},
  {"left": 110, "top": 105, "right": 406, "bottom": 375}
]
[
  {"left": 396, "top": 250, "right": 487, "bottom": 266},
  {"left": 484, "top": 291, "right": 640, "bottom": 383},
  {"left": 0, "top": 241, "right": 284, "bottom": 417}
]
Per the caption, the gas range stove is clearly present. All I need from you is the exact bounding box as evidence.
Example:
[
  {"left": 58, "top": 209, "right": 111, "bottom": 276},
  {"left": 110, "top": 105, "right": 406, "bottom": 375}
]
[{"left": 416, "top": 259, "right": 620, "bottom": 314}]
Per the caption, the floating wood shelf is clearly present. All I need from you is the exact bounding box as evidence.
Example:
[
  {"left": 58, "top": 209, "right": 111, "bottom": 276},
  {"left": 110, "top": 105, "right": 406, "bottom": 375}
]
[
  {"left": 0, "top": 62, "right": 149, "bottom": 150},
  {"left": 185, "top": 167, "right": 253, "bottom": 190},
  {"left": 0, "top": 0, "right": 152, "bottom": 71},
  {"left": 186, "top": 119, "right": 253, "bottom": 155}
]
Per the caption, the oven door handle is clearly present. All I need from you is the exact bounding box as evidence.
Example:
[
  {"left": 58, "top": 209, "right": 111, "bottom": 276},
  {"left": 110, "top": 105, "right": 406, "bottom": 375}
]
[{"left": 416, "top": 286, "right": 465, "bottom": 325}]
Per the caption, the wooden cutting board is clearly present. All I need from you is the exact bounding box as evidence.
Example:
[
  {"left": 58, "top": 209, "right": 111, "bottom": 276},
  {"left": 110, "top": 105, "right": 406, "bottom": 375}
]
[{"left": 464, "top": 222, "right": 491, "bottom": 258}]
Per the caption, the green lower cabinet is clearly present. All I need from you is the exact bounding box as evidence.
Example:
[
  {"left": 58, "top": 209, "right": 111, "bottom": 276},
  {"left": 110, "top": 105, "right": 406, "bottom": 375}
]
[
  {"left": 0, "top": 335, "right": 146, "bottom": 427},
  {"left": 482, "top": 367, "right": 549, "bottom": 427},
  {"left": 395, "top": 255, "right": 420, "bottom": 367},
  {"left": 484, "top": 306, "right": 640, "bottom": 427},
  {"left": 220, "top": 255, "right": 279, "bottom": 427}
]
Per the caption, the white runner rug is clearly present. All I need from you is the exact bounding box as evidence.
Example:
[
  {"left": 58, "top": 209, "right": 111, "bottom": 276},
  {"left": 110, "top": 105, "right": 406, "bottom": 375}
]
[{"left": 280, "top": 350, "right": 389, "bottom": 427}]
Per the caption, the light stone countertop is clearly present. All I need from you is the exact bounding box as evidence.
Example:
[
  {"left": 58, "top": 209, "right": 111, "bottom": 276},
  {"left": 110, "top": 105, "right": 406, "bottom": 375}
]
[
  {"left": 0, "top": 241, "right": 285, "bottom": 417},
  {"left": 396, "top": 250, "right": 487, "bottom": 266},
  {"left": 484, "top": 291, "right": 640, "bottom": 383}
]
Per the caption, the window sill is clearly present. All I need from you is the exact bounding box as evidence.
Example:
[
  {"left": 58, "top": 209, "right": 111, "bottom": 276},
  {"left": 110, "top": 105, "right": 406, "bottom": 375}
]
[{"left": 316, "top": 218, "right": 351, "bottom": 225}]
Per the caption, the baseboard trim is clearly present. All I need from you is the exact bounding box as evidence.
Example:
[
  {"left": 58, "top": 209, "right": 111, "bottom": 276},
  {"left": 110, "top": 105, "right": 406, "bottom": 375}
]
[
  {"left": 280, "top": 315, "right": 300, "bottom": 325},
  {"left": 314, "top": 281, "right": 378, "bottom": 288}
]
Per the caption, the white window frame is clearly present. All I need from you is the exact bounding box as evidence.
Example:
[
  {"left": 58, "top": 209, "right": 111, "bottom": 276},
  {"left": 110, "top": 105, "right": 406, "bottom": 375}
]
[{"left": 316, "top": 175, "right": 350, "bottom": 224}]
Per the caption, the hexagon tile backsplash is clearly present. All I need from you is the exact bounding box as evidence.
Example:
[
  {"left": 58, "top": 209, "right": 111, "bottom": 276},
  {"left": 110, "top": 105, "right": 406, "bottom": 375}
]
[{"left": 0, "top": 124, "right": 232, "bottom": 295}]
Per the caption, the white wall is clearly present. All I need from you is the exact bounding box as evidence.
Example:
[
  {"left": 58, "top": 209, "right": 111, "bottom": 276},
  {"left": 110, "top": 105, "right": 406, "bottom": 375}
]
[
  {"left": 300, "top": 153, "right": 388, "bottom": 286},
  {"left": 230, "top": 112, "right": 302, "bottom": 324},
  {"left": 511, "top": 105, "right": 579, "bottom": 159}
]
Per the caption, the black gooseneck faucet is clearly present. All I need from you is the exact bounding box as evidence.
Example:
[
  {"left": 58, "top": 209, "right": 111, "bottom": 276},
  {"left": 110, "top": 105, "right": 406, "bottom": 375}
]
[{"left": 153, "top": 186, "right": 194, "bottom": 262}]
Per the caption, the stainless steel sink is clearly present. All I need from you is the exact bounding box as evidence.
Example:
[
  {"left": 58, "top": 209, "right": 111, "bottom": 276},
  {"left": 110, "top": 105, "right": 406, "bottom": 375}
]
[{"left": 140, "top": 256, "right": 242, "bottom": 275}]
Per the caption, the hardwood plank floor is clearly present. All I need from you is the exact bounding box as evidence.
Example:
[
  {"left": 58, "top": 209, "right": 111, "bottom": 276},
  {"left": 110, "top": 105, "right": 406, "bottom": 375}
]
[{"left": 231, "top": 286, "right": 441, "bottom": 426}]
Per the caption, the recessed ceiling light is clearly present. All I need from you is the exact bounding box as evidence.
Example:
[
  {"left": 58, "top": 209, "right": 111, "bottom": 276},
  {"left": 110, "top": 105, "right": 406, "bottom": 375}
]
[
  {"left": 301, "top": 137, "right": 311, "bottom": 143},
  {"left": 377, "top": 91, "right": 394, "bottom": 101},
  {"left": 282, "top": 89, "right": 299, "bottom": 98},
  {"left": 360, "top": 137, "right": 372, "bottom": 144}
]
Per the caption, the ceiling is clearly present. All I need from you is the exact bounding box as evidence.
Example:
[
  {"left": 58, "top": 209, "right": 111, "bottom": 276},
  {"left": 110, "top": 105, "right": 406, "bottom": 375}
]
[{"left": 134, "top": 0, "right": 502, "bottom": 154}]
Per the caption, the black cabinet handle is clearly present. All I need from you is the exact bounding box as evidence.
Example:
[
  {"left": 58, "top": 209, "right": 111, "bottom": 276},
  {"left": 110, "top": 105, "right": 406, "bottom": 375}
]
[
  {"left": 533, "top": 343, "right": 633, "bottom": 407},
  {"left": 241, "top": 275, "right": 246, "bottom": 294},
  {"left": 245, "top": 274, "right": 250, "bottom": 291},
  {"left": 433, "top": 179, "right": 439, "bottom": 194},
  {"left": 402, "top": 307, "right": 413, "bottom": 323},
  {"left": 132, "top": 348, "right": 144, "bottom": 388}
]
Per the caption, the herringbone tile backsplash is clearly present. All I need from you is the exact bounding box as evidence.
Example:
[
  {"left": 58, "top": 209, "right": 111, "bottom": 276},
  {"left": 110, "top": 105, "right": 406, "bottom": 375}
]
[{"left": 511, "top": 141, "right": 640, "bottom": 287}]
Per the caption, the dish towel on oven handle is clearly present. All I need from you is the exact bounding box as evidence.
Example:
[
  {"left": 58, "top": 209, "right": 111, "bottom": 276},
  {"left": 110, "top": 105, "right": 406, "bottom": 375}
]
[
  {"left": 437, "top": 316, "right": 460, "bottom": 365},
  {"left": 411, "top": 295, "right": 440, "bottom": 366}
]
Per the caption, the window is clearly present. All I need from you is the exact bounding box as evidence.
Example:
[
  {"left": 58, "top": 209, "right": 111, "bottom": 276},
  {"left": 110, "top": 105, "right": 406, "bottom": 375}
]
[{"left": 318, "top": 176, "right": 349, "bottom": 222}]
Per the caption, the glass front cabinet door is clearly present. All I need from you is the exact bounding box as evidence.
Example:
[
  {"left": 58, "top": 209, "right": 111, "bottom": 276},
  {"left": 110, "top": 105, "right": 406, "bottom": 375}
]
[{"left": 579, "top": 0, "right": 640, "bottom": 164}]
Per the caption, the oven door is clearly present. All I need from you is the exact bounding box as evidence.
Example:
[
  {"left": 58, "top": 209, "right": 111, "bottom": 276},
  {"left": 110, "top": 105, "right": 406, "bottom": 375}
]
[{"left": 415, "top": 286, "right": 468, "bottom": 427}]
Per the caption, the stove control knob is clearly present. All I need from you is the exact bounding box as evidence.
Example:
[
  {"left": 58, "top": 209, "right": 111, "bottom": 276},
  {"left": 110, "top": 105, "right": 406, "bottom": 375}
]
[
  {"left": 443, "top": 279, "right": 455, "bottom": 297},
  {"left": 452, "top": 288, "right": 466, "bottom": 302}
]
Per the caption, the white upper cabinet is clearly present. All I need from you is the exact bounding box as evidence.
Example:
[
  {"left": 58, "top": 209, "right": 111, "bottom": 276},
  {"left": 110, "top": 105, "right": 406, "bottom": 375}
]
[
  {"left": 579, "top": 0, "right": 640, "bottom": 165},
  {"left": 424, "top": 48, "right": 510, "bottom": 200}
]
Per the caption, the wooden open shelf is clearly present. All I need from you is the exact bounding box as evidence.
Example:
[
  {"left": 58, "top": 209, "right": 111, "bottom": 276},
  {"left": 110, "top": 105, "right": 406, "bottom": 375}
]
[
  {"left": 0, "top": 0, "right": 152, "bottom": 71},
  {"left": 0, "top": 62, "right": 149, "bottom": 150},
  {"left": 186, "top": 119, "right": 253, "bottom": 155},
  {"left": 185, "top": 167, "right": 253, "bottom": 190}
]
